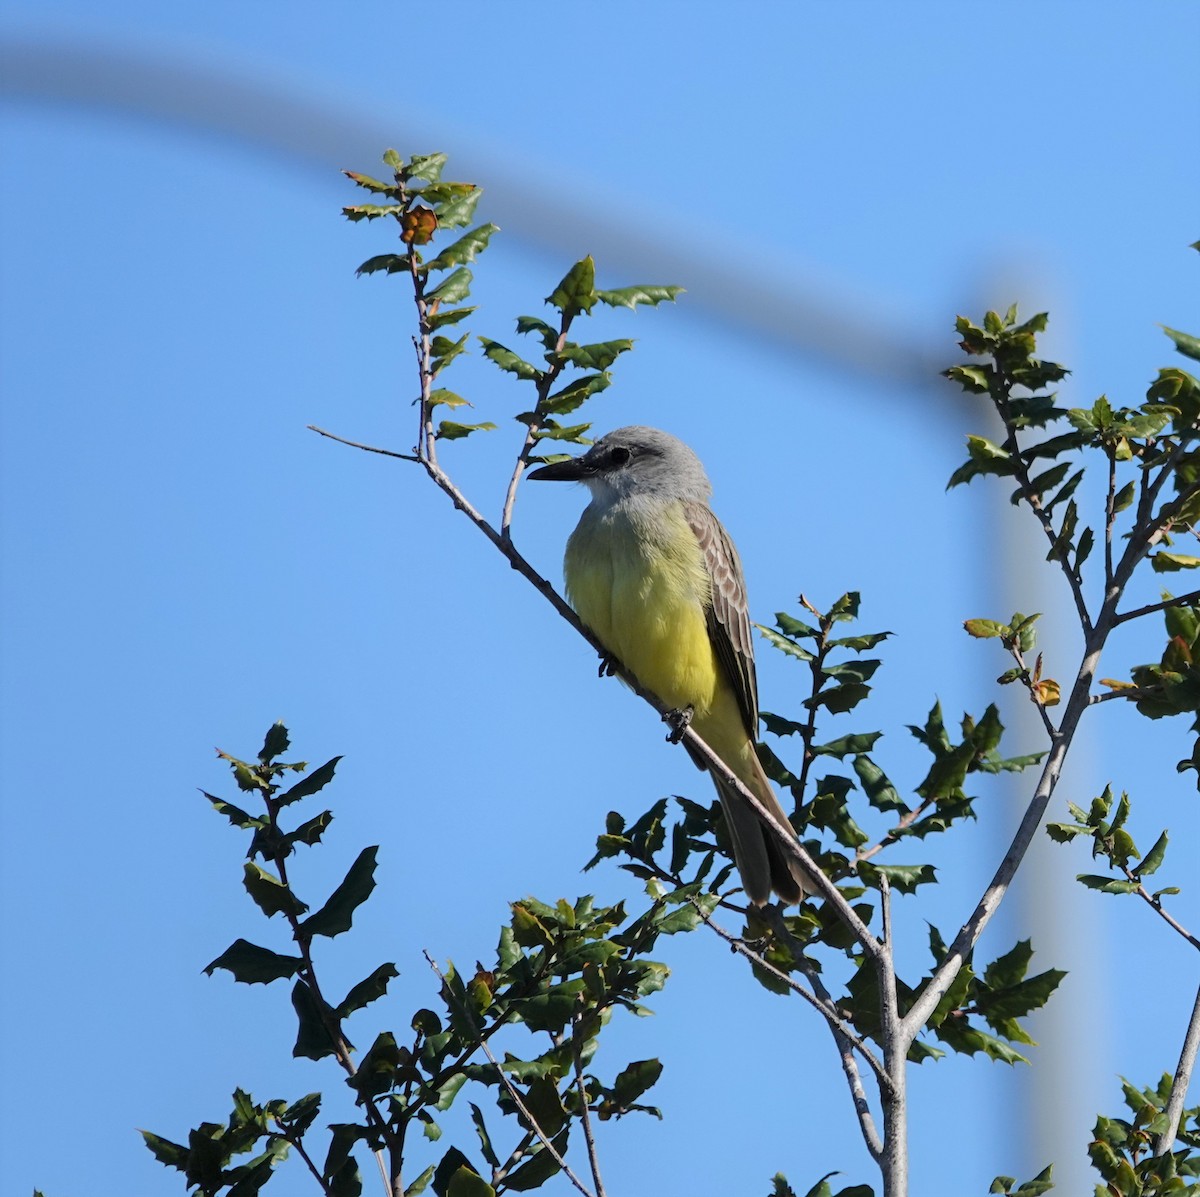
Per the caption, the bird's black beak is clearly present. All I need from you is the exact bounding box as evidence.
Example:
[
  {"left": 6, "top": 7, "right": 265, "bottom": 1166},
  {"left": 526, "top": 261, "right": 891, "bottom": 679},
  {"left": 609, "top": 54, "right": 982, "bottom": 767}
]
[{"left": 527, "top": 455, "right": 592, "bottom": 482}]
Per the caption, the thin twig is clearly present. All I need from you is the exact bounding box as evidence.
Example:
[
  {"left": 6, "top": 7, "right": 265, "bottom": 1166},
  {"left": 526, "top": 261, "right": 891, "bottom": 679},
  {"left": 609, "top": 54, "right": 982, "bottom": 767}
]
[
  {"left": 1121, "top": 870, "right": 1200, "bottom": 951},
  {"left": 856, "top": 798, "right": 933, "bottom": 864},
  {"left": 1105, "top": 446, "right": 1117, "bottom": 593},
  {"left": 499, "top": 316, "right": 572, "bottom": 540},
  {"left": 570, "top": 1005, "right": 608, "bottom": 1197},
  {"left": 701, "top": 902, "right": 889, "bottom": 1088},
  {"left": 757, "top": 906, "right": 886, "bottom": 1161},
  {"left": 1154, "top": 977, "right": 1200, "bottom": 1156},
  {"left": 269, "top": 802, "right": 396, "bottom": 1197},
  {"left": 1088, "top": 686, "right": 1162, "bottom": 706},
  {"left": 280, "top": 1129, "right": 333, "bottom": 1195},
  {"left": 1114, "top": 588, "right": 1200, "bottom": 626},
  {"left": 422, "top": 952, "right": 596, "bottom": 1197},
  {"left": 1009, "top": 644, "right": 1059, "bottom": 740},
  {"left": 995, "top": 390, "right": 1093, "bottom": 635},
  {"left": 308, "top": 425, "right": 418, "bottom": 461}
]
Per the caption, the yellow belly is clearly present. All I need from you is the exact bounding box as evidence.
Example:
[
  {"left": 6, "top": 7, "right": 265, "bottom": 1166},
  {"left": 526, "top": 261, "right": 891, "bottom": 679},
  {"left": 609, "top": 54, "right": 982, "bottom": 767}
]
[{"left": 565, "top": 500, "right": 721, "bottom": 719}]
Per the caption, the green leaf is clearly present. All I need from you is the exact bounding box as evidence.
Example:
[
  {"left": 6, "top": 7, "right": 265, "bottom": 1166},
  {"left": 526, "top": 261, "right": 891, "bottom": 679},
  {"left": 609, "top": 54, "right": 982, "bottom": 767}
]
[
  {"left": 594, "top": 284, "right": 684, "bottom": 309},
  {"left": 502, "top": 1132, "right": 568, "bottom": 1192},
  {"left": 611, "top": 1058, "right": 663, "bottom": 1107},
  {"left": 775, "top": 611, "right": 818, "bottom": 638},
  {"left": 337, "top": 962, "right": 400, "bottom": 1018},
  {"left": 204, "top": 939, "right": 303, "bottom": 984},
  {"left": 756, "top": 625, "right": 815, "bottom": 662},
  {"left": 342, "top": 203, "right": 405, "bottom": 222},
  {"left": 1134, "top": 831, "right": 1168, "bottom": 877},
  {"left": 853, "top": 754, "right": 907, "bottom": 812},
  {"left": 300, "top": 846, "right": 379, "bottom": 939},
  {"left": 141, "top": 1130, "right": 189, "bottom": 1171},
  {"left": 858, "top": 862, "right": 937, "bottom": 894},
  {"left": 964, "top": 619, "right": 1008, "bottom": 639},
  {"left": 278, "top": 1092, "right": 322, "bottom": 1137},
  {"left": 806, "top": 682, "right": 871, "bottom": 715},
  {"left": 291, "top": 979, "right": 340, "bottom": 1060},
  {"left": 430, "top": 333, "right": 469, "bottom": 371},
  {"left": 425, "top": 223, "right": 499, "bottom": 272},
  {"left": 546, "top": 256, "right": 596, "bottom": 319},
  {"left": 204, "top": 792, "right": 262, "bottom": 829},
  {"left": 355, "top": 253, "right": 412, "bottom": 277},
  {"left": 813, "top": 732, "right": 882, "bottom": 758},
  {"left": 1163, "top": 324, "right": 1200, "bottom": 363},
  {"left": 429, "top": 393, "right": 470, "bottom": 417},
  {"left": 541, "top": 372, "right": 611, "bottom": 416},
  {"left": 1151, "top": 551, "right": 1200, "bottom": 572},
  {"left": 278, "top": 757, "right": 341, "bottom": 807},
  {"left": 1076, "top": 874, "right": 1140, "bottom": 895},
  {"left": 428, "top": 305, "right": 477, "bottom": 331},
  {"left": 551, "top": 338, "right": 634, "bottom": 370},
  {"left": 259, "top": 723, "right": 290, "bottom": 763},
  {"left": 426, "top": 268, "right": 473, "bottom": 305},
  {"left": 243, "top": 862, "right": 308, "bottom": 919},
  {"left": 432, "top": 187, "right": 483, "bottom": 230},
  {"left": 478, "top": 338, "right": 542, "bottom": 381},
  {"left": 515, "top": 314, "right": 558, "bottom": 345},
  {"left": 437, "top": 420, "right": 498, "bottom": 441},
  {"left": 531, "top": 420, "right": 592, "bottom": 443},
  {"left": 287, "top": 810, "right": 334, "bottom": 848}
]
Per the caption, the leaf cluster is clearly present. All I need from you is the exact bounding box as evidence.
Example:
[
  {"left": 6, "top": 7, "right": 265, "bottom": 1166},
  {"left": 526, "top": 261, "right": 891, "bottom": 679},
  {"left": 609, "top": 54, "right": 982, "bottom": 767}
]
[
  {"left": 1046, "top": 784, "right": 1177, "bottom": 903},
  {"left": 946, "top": 302, "right": 1200, "bottom": 644},
  {"left": 481, "top": 254, "right": 682, "bottom": 459},
  {"left": 345, "top": 150, "right": 499, "bottom": 442},
  {"left": 146, "top": 724, "right": 679, "bottom": 1197},
  {"left": 1089, "top": 1076, "right": 1200, "bottom": 1196},
  {"left": 584, "top": 596, "right": 1059, "bottom": 1061},
  {"left": 142, "top": 1089, "right": 329, "bottom": 1197}
]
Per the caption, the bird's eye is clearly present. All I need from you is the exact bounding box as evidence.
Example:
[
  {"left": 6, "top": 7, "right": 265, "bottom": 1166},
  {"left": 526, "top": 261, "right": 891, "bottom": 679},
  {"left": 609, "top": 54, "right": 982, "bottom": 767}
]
[{"left": 610, "top": 446, "right": 632, "bottom": 466}]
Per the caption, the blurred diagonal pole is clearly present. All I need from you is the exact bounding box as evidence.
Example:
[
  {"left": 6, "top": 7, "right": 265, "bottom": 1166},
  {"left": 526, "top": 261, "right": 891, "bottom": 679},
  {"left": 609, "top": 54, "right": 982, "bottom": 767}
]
[{"left": 0, "top": 31, "right": 951, "bottom": 397}]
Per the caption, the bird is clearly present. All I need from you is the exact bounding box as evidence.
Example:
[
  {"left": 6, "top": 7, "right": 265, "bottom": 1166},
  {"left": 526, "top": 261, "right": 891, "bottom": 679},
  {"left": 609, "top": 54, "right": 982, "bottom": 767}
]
[{"left": 529, "top": 426, "right": 811, "bottom": 906}]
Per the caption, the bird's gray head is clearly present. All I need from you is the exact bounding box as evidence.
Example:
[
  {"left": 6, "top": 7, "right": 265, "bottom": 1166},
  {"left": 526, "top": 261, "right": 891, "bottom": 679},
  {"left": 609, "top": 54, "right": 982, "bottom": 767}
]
[{"left": 527, "top": 426, "right": 712, "bottom": 504}]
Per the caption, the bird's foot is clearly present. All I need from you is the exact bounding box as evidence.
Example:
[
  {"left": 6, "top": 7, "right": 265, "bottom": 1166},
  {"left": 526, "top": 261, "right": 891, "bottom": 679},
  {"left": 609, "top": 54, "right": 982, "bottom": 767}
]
[
  {"left": 663, "top": 704, "right": 694, "bottom": 743},
  {"left": 597, "top": 652, "right": 618, "bottom": 679}
]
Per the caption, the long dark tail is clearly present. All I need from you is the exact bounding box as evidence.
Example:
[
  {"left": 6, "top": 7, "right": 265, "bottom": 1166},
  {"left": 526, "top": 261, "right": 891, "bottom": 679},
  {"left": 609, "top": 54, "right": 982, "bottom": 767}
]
[{"left": 712, "top": 760, "right": 810, "bottom": 906}]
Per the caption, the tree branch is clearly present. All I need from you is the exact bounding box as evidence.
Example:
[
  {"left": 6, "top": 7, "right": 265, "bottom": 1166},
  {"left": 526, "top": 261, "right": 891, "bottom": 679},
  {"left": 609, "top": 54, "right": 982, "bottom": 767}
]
[
  {"left": 570, "top": 1005, "right": 608, "bottom": 1197},
  {"left": 995, "top": 392, "right": 1093, "bottom": 635},
  {"left": 1114, "top": 588, "right": 1200, "bottom": 627},
  {"left": 900, "top": 632, "right": 1102, "bottom": 1042},
  {"left": 1154, "top": 977, "right": 1200, "bottom": 1157}
]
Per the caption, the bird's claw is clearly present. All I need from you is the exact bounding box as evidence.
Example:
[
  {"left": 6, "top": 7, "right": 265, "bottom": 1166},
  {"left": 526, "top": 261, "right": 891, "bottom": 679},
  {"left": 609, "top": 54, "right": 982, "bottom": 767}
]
[
  {"left": 664, "top": 705, "right": 694, "bottom": 743},
  {"left": 597, "top": 652, "right": 618, "bottom": 679}
]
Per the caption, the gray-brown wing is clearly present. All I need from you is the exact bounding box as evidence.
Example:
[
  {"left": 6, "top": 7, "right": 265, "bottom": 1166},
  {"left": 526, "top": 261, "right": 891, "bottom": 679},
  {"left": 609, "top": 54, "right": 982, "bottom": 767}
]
[{"left": 683, "top": 500, "right": 759, "bottom": 738}]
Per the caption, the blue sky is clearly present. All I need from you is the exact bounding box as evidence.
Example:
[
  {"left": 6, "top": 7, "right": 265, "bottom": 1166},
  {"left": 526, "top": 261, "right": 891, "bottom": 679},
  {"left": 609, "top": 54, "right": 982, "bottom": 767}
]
[{"left": 2, "top": 4, "right": 1198, "bottom": 1196}]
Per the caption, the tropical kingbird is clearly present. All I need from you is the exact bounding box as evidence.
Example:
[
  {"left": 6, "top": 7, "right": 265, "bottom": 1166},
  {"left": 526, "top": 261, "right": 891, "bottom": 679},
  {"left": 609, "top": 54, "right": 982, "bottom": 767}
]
[{"left": 529, "top": 426, "right": 810, "bottom": 906}]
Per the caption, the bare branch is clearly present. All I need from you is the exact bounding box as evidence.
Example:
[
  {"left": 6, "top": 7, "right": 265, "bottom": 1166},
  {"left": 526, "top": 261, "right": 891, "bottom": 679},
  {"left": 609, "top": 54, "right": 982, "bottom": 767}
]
[
  {"left": 701, "top": 903, "right": 889, "bottom": 1088},
  {"left": 270, "top": 807, "right": 396, "bottom": 1197},
  {"left": 307, "top": 425, "right": 418, "bottom": 461},
  {"left": 1155, "top": 978, "right": 1200, "bottom": 1157},
  {"left": 1114, "top": 588, "right": 1200, "bottom": 626},
  {"left": 996, "top": 393, "right": 1093, "bottom": 635},
  {"left": 570, "top": 1005, "right": 608, "bottom": 1197},
  {"left": 500, "top": 317, "right": 572, "bottom": 540}
]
